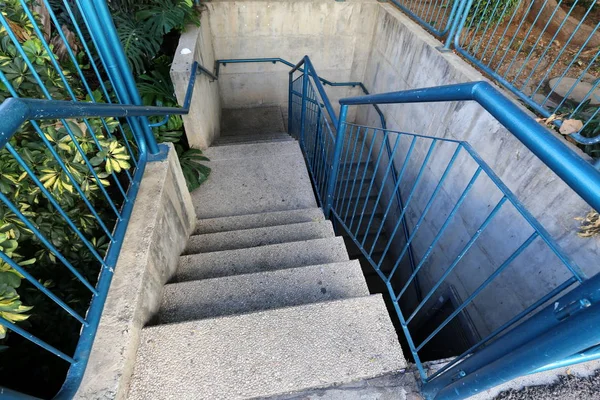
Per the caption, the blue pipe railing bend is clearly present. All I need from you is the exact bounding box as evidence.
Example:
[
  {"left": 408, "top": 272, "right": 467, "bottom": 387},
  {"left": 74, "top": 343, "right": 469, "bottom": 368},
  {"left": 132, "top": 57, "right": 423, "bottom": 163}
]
[{"left": 339, "top": 81, "right": 600, "bottom": 212}]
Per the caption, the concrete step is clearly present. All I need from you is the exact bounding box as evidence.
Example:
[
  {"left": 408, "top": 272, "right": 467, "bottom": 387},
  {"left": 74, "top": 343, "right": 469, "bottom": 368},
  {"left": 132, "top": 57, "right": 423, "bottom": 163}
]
[
  {"left": 193, "top": 208, "right": 325, "bottom": 235},
  {"left": 221, "top": 106, "right": 285, "bottom": 136},
  {"left": 129, "top": 295, "right": 406, "bottom": 400},
  {"left": 214, "top": 133, "right": 294, "bottom": 146},
  {"left": 175, "top": 236, "right": 349, "bottom": 282},
  {"left": 155, "top": 260, "right": 369, "bottom": 324},
  {"left": 184, "top": 220, "right": 335, "bottom": 254},
  {"left": 204, "top": 140, "right": 300, "bottom": 161},
  {"left": 192, "top": 142, "right": 316, "bottom": 219}
]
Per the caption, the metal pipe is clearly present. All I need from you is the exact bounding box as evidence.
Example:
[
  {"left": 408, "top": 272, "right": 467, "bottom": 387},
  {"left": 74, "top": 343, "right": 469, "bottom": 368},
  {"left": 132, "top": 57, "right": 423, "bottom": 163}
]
[
  {"left": 91, "top": 0, "right": 160, "bottom": 154},
  {"left": 339, "top": 81, "right": 600, "bottom": 212},
  {"left": 324, "top": 105, "right": 350, "bottom": 217}
]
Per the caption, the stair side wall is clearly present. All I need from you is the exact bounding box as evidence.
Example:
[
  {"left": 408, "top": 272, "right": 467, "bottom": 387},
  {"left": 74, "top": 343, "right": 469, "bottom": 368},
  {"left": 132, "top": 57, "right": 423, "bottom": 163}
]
[
  {"left": 172, "top": 12, "right": 221, "bottom": 149},
  {"left": 74, "top": 144, "right": 196, "bottom": 399}
]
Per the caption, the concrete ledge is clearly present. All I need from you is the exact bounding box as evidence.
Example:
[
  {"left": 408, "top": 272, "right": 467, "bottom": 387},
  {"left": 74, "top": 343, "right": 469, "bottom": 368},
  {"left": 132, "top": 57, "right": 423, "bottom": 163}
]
[{"left": 75, "top": 144, "right": 196, "bottom": 399}]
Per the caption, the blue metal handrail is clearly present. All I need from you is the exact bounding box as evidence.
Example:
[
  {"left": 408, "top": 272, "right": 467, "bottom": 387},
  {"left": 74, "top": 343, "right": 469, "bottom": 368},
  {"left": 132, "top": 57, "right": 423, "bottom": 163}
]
[
  {"left": 289, "top": 55, "right": 600, "bottom": 399},
  {"left": 339, "top": 81, "right": 600, "bottom": 212}
]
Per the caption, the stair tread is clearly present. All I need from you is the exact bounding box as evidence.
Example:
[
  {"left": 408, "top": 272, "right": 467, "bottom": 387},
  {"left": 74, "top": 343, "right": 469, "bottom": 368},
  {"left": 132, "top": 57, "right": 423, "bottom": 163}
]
[
  {"left": 215, "top": 133, "right": 294, "bottom": 146},
  {"left": 204, "top": 140, "right": 299, "bottom": 161},
  {"left": 130, "top": 295, "right": 406, "bottom": 400},
  {"left": 175, "top": 236, "right": 349, "bottom": 281},
  {"left": 156, "top": 260, "right": 369, "bottom": 323},
  {"left": 194, "top": 208, "right": 325, "bottom": 235},
  {"left": 184, "top": 220, "right": 334, "bottom": 254},
  {"left": 192, "top": 141, "right": 316, "bottom": 219}
]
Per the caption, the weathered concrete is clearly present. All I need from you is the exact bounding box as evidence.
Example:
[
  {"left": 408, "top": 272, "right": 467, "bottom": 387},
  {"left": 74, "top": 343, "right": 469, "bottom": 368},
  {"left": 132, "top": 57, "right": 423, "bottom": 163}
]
[
  {"left": 204, "top": 139, "right": 301, "bottom": 160},
  {"left": 75, "top": 144, "right": 196, "bottom": 400},
  {"left": 129, "top": 295, "right": 406, "bottom": 400},
  {"left": 194, "top": 207, "right": 325, "bottom": 235},
  {"left": 191, "top": 141, "right": 317, "bottom": 219},
  {"left": 171, "top": 15, "right": 221, "bottom": 149},
  {"left": 267, "top": 371, "right": 423, "bottom": 400},
  {"left": 202, "top": 0, "right": 380, "bottom": 117},
  {"left": 185, "top": 220, "right": 335, "bottom": 254},
  {"left": 356, "top": 5, "right": 600, "bottom": 338},
  {"left": 156, "top": 260, "right": 369, "bottom": 323},
  {"left": 175, "top": 236, "right": 349, "bottom": 281},
  {"left": 214, "top": 132, "right": 295, "bottom": 146}
]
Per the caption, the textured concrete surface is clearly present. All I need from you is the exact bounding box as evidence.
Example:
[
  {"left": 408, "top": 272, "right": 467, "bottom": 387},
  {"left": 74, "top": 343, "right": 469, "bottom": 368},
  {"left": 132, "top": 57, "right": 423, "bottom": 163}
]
[
  {"left": 204, "top": 1, "right": 379, "bottom": 116},
  {"left": 129, "top": 295, "right": 406, "bottom": 400},
  {"left": 175, "top": 236, "right": 349, "bottom": 281},
  {"left": 356, "top": 5, "right": 600, "bottom": 338},
  {"left": 156, "top": 260, "right": 369, "bottom": 323},
  {"left": 266, "top": 371, "right": 423, "bottom": 400},
  {"left": 214, "top": 132, "right": 295, "bottom": 146},
  {"left": 221, "top": 106, "right": 286, "bottom": 136},
  {"left": 75, "top": 144, "right": 196, "bottom": 400},
  {"left": 191, "top": 141, "right": 317, "bottom": 218},
  {"left": 194, "top": 207, "right": 325, "bottom": 235},
  {"left": 204, "top": 140, "right": 301, "bottom": 161},
  {"left": 171, "top": 18, "right": 220, "bottom": 149},
  {"left": 184, "top": 220, "right": 334, "bottom": 254}
]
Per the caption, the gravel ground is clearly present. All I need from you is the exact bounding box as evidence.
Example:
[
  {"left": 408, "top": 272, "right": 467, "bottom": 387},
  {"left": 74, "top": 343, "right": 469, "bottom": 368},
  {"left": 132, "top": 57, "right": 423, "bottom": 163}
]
[{"left": 494, "top": 371, "right": 600, "bottom": 400}]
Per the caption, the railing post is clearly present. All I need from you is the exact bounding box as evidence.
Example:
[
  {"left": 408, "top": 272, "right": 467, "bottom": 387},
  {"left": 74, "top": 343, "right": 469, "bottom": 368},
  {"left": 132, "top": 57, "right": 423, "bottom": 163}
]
[
  {"left": 299, "top": 70, "right": 309, "bottom": 150},
  {"left": 312, "top": 108, "right": 322, "bottom": 165},
  {"left": 79, "top": 0, "right": 160, "bottom": 155},
  {"left": 444, "top": 0, "right": 471, "bottom": 49},
  {"left": 323, "top": 105, "right": 349, "bottom": 218},
  {"left": 288, "top": 71, "right": 293, "bottom": 136}
]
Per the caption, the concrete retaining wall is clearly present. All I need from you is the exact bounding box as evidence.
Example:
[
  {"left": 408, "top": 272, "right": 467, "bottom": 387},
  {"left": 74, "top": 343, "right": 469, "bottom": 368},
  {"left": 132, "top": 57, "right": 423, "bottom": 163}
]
[
  {"left": 203, "top": 0, "right": 380, "bottom": 117},
  {"left": 356, "top": 5, "right": 599, "bottom": 339},
  {"left": 75, "top": 144, "right": 196, "bottom": 399},
  {"left": 171, "top": 12, "right": 221, "bottom": 149}
]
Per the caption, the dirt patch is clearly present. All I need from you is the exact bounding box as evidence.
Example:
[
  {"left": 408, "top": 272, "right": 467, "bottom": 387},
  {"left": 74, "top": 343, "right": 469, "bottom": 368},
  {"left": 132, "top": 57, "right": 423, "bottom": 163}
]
[{"left": 494, "top": 370, "right": 600, "bottom": 400}]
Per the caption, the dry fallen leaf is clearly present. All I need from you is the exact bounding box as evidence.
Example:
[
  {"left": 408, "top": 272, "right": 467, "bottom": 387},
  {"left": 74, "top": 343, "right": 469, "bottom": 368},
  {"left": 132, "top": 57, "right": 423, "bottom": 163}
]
[
  {"left": 576, "top": 210, "right": 600, "bottom": 238},
  {"left": 559, "top": 119, "right": 584, "bottom": 135}
]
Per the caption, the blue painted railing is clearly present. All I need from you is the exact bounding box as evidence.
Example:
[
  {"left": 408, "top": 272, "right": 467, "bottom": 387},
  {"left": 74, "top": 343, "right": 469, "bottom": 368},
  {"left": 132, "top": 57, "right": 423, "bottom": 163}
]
[
  {"left": 289, "top": 55, "right": 600, "bottom": 400},
  {"left": 0, "top": 1, "right": 204, "bottom": 398},
  {"left": 396, "top": 0, "right": 600, "bottom": 149}
]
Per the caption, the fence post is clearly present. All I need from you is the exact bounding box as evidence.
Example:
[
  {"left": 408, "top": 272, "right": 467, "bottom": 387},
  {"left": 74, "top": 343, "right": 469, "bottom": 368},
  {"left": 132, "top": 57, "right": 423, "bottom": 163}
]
[
  {"left": 444, "top": 0, "right": 471, "bottom": 49},
  {"left": 323, "top": 105, "right": 348, "bottom": 218}
]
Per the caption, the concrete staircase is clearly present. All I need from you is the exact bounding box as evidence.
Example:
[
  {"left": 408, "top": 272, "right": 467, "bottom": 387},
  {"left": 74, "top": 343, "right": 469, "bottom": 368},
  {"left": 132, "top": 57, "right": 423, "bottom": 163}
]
[{"left": 128, "top": 112, "right": 406, "bottom": 399}]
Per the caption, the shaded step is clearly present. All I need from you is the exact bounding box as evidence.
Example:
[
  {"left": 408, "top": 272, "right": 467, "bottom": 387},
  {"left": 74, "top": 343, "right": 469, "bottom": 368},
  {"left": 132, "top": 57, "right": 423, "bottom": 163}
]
[
  {"left": 184, "top": 220, "right": 334, "bottom": 254},
  {"left": 194, "top": 208, "right": 325, "bottom": 235},
  {"left": 221, "top": 106, "right": 285, "bottom": 136},
  {"left": 175, "top": 237, "right": 349, "bottom": 282},
  {"left": 204, "top": 140, "right": 300, "bottom": 161},
  {"left": 191, "top": 142, "right": 316, "bottom": 219},
  {"left": 156, "top": 260, "right": 369, "bottom": 324},
  {"left": 129, "top": 295, "right": 406, "bottom": 400},
  {"left": 214, "top": 133, "right": 294, "bottom": 146},
  {"left": 344, "top": 233, "right": 388, "bottom": 258}
]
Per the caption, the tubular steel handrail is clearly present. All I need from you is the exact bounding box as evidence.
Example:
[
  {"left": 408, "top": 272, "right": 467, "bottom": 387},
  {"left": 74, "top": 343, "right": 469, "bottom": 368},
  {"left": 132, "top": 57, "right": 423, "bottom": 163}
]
[
  {"left": 289, "top": 56, "right": 600, "bottom": 400},
  {"left": 339, "top": 81, "right": 600, "bottom": 212},
  {"left": 0, "top": 1, "right": 209, "bottom": 398}
]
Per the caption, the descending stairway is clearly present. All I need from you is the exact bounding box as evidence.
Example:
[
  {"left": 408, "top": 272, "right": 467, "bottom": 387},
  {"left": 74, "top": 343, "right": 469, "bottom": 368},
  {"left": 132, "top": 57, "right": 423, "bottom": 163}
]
[{"left": 128, "top": 109, "right": 406, "bottom": 399}]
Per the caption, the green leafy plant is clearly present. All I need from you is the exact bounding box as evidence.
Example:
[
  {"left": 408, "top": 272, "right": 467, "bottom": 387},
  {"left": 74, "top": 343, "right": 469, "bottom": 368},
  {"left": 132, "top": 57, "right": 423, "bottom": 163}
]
[
  {"left": 112, "top": 0, "right": 199, "bottom": 74},
  {"left": 466, "top": 0, "right": 520, "bottom": 24}
]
